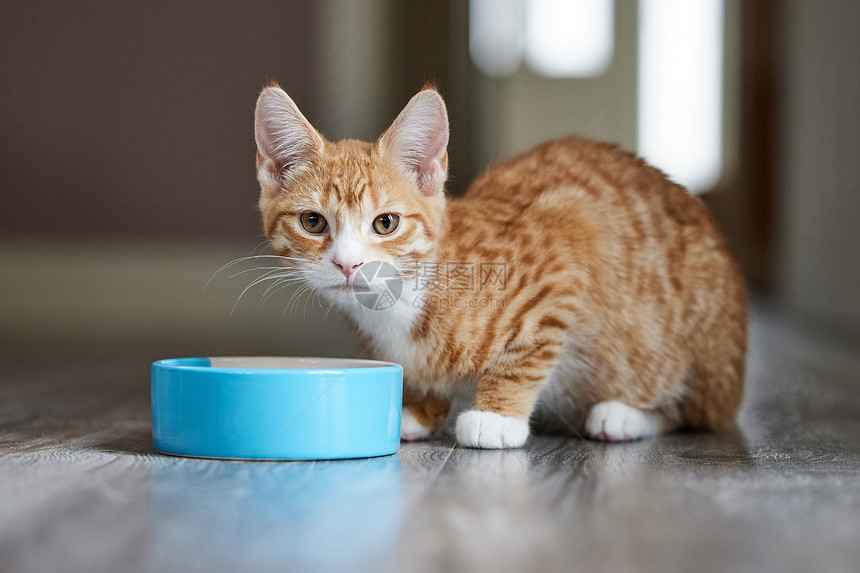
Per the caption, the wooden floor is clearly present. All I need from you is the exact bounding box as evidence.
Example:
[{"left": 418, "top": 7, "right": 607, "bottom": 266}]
[{"left": 1, "top": 305, "right": 859, "bottom": 573}]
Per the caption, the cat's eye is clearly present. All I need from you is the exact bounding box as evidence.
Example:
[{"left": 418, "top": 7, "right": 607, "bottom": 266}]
[
  {"left": 299, "top": 212, "right": 328, "bottom": 234},
  {"left": 372, "top": 213, "right": 400, "bottom": 235}
]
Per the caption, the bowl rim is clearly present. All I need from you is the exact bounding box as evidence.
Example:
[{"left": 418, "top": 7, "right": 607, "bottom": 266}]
[{"left": 151, "top": 356, "right": 402, "bottom": 374}]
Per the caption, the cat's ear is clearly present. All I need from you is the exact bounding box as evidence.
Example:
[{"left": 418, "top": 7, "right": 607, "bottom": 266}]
[
  {"left": 254, "top": 84, "right": 323, "bottom": 193},
  {"left": 379, "top": 89, "right": 449, "bottom": 197}
]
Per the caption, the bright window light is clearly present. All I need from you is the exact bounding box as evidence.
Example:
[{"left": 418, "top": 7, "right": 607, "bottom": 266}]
[
  {"left": 525, "top": 0, "right": 614, "bottom": 78},
  {"left": 638, "top": 0, "right": 724, "bottom": 193},
  {"left": 469, "top": 0, "right": 525, "bottom": 77}
]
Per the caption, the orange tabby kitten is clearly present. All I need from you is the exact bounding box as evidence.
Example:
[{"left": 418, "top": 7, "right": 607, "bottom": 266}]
[{"left": 253, "top": 83, "right": 746, "bottom": 449}]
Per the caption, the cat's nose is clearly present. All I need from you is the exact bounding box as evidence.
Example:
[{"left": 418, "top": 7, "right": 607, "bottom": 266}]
[{"left": 333, "top": 259, "right": 363, "bottom": 279}]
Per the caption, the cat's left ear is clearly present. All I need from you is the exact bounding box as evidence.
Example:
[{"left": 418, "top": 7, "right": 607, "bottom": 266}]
[
  {"left": 379, "top": 89, "right": 449, "bottom": 197},
  {"left": 254, "top": 85, "right": 324, "bottom": 195}
]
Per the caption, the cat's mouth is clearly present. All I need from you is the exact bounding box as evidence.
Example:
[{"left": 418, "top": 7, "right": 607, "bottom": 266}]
[
  {"left": 329, "top": 283, "right": 375, "bottom": 292},
  {"left": 326, "top": 280, "right": 380, "bottom": 297}
]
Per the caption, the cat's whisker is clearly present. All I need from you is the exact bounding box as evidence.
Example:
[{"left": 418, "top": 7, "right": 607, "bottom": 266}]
[
  {"left": 205, "top": 254, "right": 311, "bottom": 290},
  {"left": 251, "top": 240, "right": 273, "bottom": 256},
  {"left": 282, "top": 286, "right": 303, "bottom": 319},
  {"left": 295, "top": 283, "right": 317, "bottom": 319},
  {"left": 227, "top": 265, "right": 303, "bottom": 280},
  {"left": 302, "top": 287, "right": 316, "bottom": 321},
  {"left": 322, "top": 297, "right": 338, "bottom": 321},
  {"left": 246, "top": 269, "right": 298, "bottom": 289},
  {"left": 283, "top": 283, "right": 314, "bottom": 319},
  {"left": 231, "top": 268, "right": 292, "bottom": 286},
  {"left": 260, "top": 276, "right": 305, "bottom": 306},
  {"left": 231, "top": 270, "right": 304, "bottom": 315}
]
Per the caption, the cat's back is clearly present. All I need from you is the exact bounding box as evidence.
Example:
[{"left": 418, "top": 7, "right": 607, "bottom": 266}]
[
  {"left": 447, "top": 134, "right": 744, "bottom": 335},
  {"left": 460, "top": 135, "right": 707, "bottom": 230},
  {"left": 454, "top": 136, "right": 731, "bottom": 262},
  {"left": 464, "top": 135, "right": 638, "bottom": 200}
]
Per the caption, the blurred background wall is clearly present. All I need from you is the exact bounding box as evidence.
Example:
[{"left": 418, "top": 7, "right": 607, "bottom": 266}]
[
  {"left": 1, "top": 0, "right": 858, "bottom": 365},
  {"left": 775, "top": 0, "right": 860, "bottom": 339}
]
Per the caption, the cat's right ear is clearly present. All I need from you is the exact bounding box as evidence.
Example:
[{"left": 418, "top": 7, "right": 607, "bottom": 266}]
[
  {"left": 379, "top": 89, "right": 449, "bottom": 197},
  {"left": 254, "top": 85, "right": 323, "bottom": 194}
]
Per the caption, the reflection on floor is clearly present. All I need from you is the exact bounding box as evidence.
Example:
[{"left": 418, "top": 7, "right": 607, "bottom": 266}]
[{"left": 1, "top": 306, "right": 859, "bottom": 573}]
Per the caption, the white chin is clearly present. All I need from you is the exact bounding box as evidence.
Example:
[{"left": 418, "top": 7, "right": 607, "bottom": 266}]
[{"left": 318, "top": 284, "right": 357, "bottom": 304}]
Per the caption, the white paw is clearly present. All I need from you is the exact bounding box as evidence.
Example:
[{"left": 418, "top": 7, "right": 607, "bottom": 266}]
[
  {"left": 586, "top": 401, "right": 664, "bottom": 442},
  {"left": 456, "top": 410, "right": 530, "bottom": 449},
  {"left": 401, "top": 409, "right": 434, "bottom": 442}
]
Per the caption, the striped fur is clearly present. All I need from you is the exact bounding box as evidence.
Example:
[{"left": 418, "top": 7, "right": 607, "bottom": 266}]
[{"left": 254, "top": 85, "right": 747, "bottom": 448}]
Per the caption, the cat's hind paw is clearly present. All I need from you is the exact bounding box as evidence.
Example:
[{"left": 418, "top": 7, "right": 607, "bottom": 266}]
[
  {"left": 585, "top": 400, "right": 665, "bottom": 442},
  {"left": 401, "top": 409, "right": 434, "bottom": 442},
  {"left": 456, "top": 410, "right": 529, "bottom": 449}
]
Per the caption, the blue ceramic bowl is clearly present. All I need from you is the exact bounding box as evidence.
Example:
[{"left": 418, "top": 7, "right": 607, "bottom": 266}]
[{"left": 151, "top": 357, "right": 402, "bottom": 460}]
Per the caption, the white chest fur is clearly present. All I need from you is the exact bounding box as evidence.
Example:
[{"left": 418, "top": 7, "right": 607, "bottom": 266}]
[{"left": 339, "top": 287, "right": 425, "bottom": 371}]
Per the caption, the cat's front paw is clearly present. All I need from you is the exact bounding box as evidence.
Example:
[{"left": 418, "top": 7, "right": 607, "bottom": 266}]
[
  {"left": 456, "top": 410, "right": 529, "bottom": 449},
  {"left": 401, "top": 408, "right": 434, "bottom": 442},
  {"left": 585, "top": 400, "right": 664, "bottom": 442}
]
